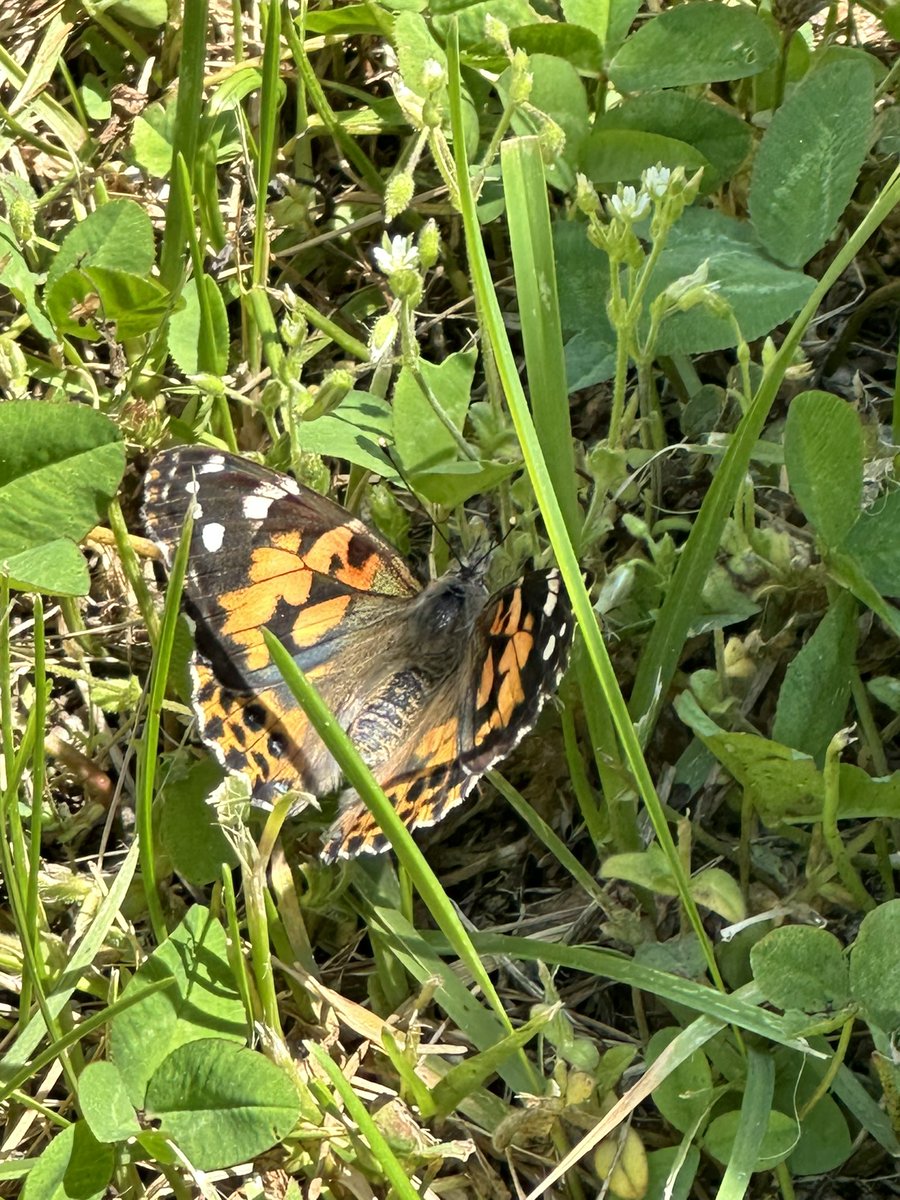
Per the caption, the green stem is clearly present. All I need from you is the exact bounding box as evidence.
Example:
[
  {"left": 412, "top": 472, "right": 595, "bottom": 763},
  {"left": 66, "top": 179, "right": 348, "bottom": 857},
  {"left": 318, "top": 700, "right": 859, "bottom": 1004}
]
[
  {"left": 850, "top": 668, "right": 888, "bottom": 777},
  {"left": 821, "top": 730, "right": 875, "bottom": 911},
  {"left": 284, "top": 19, "right": 384, "bottom": 194},
  {"left": 407, "top": 361, "right": 477, "bottom": 461},
  {"left": 798, "top": 1016, "right": 854, "bottom": 1121},
  {"left": 607, "top": 275, "right": 630, "bottom": 447}
]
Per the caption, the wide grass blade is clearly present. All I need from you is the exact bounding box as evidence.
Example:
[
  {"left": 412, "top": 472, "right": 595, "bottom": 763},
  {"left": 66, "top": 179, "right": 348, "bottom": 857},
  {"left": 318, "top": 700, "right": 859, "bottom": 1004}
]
[
  {"left": 502, "top": 136, "right": 580, "bottom": 545},
  {"left": 137, "top": 495, "right": 196, "bottom": 943},
  {"left": 159, "top": 0, "right": 209, "bottom": 289},
  {"left": 716, "top": 1048, "right": 776, "bottom": 1200}
]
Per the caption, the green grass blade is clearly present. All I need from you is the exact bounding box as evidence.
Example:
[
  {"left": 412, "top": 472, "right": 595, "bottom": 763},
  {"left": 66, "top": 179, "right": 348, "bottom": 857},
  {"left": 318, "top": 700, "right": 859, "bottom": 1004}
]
[
  {"left": 23, "top": 596, "right": 47, "bottom": 1002},
  {"left": 262, "top": 627, "right": 536, "bottom": 1083},
  {"left": 253, "top": 0, "right": 283, "bottom": 290},
  {"left": 0, "top": 978, "right": 173, "bottom": 1105},
  {"left": 531, "top": 1011, "right": 727, "bottom": 1198},
  {"left": 159, "top": 0, "right": 209, "bottom": 289},
  {"left": 439, "top": 933, "right": 818, "bottom": 1051},
  {"left": 716, "top": 1048, "right": 776, "bottom": 1199},
  {"left": 502, "top": 136, "right": 580, "bottom": 546},
  {"left": 365, "top": 904, "right": 535, "bottom": 1095},
  {"left": 137, "top": 497, "right": 195, "bottom": 943},
  {"left": 0, "top": 839, "right": 141, "bottom": 1072},
  {"left": 309, "top": 1043, "right": 424, "bottom": 1200},
  {"left": 487, "top": 769, "right": 608, "bottom": 905}
]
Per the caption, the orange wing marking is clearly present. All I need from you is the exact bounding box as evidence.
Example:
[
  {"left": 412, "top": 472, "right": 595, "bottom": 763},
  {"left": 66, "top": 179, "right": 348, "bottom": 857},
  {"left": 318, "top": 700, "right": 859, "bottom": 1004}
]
[
  {"left": 218, "top": 534, "right": 314, "bottom": 670},
  {"left": 476, "top": 654, "right": 494, "bottom": 709},
  {"left": 290, "top": 596, "right": 352, "bottom": 648},
  {"left": 304, "top": 527, "right": 383, "bottom": 591}
]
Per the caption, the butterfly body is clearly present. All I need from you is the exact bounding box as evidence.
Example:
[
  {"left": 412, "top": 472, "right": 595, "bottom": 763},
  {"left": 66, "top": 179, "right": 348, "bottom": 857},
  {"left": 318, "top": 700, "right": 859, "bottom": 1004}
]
[{"left": 142, "top": 447, "right": 574, "bottom": 860}]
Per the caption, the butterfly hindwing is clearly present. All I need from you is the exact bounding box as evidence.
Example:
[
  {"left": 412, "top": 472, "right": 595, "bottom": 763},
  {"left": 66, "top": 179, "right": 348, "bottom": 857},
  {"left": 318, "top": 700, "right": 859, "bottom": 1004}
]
[
  {"left": 192, "top": 661, "right": 315, "bottom": 797},
  {"left": 465, "top": 568, "right": 573, "bottom": 775}
]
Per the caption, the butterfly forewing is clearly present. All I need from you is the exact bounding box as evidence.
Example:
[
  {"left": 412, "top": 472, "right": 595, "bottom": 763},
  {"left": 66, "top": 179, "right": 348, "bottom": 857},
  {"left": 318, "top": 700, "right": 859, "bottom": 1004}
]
[
  {"left": 144, "top": 448, "right": 420, "bottom": 798},
  {"left": 143, "top": 447, "right": 420, "bottom": 687}
]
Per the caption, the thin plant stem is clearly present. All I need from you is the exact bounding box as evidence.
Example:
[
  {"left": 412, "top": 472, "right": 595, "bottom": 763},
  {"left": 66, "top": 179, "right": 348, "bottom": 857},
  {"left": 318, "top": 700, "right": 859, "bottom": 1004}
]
[{"left": 821, "top": 729, "right": 875, "bottom": 911}]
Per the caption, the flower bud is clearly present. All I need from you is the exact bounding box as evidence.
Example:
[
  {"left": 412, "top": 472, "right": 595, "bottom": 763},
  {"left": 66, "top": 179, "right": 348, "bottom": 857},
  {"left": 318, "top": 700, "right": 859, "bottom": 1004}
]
[
  {"left": 417, "top": 218, "right": 440, "bottom": 269},
  {"left": 509, "top": 49, "right": 532, "bottom": 104},
  {"left": 484, "top": 14, "right": 511, "bottom": 50},
  {"left": 294, "top": 451, "right": 330, "bottom": 493},
  {"left": 0, "top": 338, "right": 27, "bottom": 393},
  {"left": 301, "top": 368, "right": 354, "bottom": 421},
  {"left": 575, "top": 173, "right": 600, "bottom": 216},
  {"left": 9, "top": 195, "right": 34, "bottom": 244},
  {"left": 369, "top": 312, "right": 399, "bottom": 363},
  {"left": 537, "top": 113, "right": 566, "bottom": 162},
  {"left": 385, "top": 172, "right": 415, "bottom": 220}
]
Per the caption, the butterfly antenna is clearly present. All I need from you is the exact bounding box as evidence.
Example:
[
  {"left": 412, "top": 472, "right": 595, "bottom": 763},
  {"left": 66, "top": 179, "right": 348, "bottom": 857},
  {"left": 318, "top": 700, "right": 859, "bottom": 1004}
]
[
  {"left": 378, "top": 439, "right": 463, "bottom": 568},
  {"left": 468, "top": 512, "right": 517, "bottom": 577}
]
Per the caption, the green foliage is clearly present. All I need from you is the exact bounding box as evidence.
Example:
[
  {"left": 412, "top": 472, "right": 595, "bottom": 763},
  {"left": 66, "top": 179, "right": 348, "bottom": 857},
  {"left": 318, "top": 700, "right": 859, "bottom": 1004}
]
[
  {"left": 849, "top": 901, "right": 900, "bottom": 1033},
  {"left": 751, "top": 926, "right": 851, "bottom": 1014},
  {"left": 608, "top": 4, "right": 779, "bottom": 90},
  {"left": 784, "top": 390, "right": 864, "bottom": 548},
  {"left": 2, "top": 0, "right": 899, "bottom": 1195},
  {"left": 103, "top": 908, "right": 300, "bottom": 1170},
  {"left": 0, "top": 401, "right": 124, "bottom": 593},
  {"left": 21, "top": 1121, "right": 114, "bottom": 1200},
  {"left": 157, "top": 759, "right": 237, "bottom": 886},
  {"left": 750, "top": 60, "right": 875, "bottom": 267},
  {"left": 143, "top": 1039, "right": 300, "bottom": 1170}
]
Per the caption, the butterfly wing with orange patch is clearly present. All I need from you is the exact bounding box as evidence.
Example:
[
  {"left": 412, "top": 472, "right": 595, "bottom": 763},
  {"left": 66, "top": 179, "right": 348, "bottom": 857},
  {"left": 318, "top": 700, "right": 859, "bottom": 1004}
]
[
  {"left": 143, "top": 447, "right": 420, "bottom": 800},
  {"left": 321, "top": 568, "right": 573, "bottom": 859}
]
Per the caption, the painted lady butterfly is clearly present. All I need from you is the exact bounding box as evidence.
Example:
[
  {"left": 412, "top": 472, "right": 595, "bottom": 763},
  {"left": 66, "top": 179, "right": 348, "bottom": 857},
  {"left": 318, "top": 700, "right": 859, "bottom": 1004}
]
[{"left": 143, "top": 447, "right": 574, "bottom": 860}]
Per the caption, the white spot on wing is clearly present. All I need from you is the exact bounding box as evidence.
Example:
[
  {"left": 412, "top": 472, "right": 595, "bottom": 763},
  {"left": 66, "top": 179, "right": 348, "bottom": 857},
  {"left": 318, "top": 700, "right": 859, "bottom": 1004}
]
[
  {"left": 543, "top": 590, "right": 558, "bottom": 617},
  {"left": 184, "top": 479, "right": 199, "bottom": 495},
  {"left": 191, "top": 501, "right": 203, "bottom": 520},
  {"left": 201, "top": 522, "right": 225, "bottom": 551},
  {"left": 242, "top": 492, "right": 274, "bottom": 521},
  {"left": 542, "top": 634, "right": 557, "bottom": 662},
  {"left": 199, "top": 454, "right": 225, "bottom": 474}
]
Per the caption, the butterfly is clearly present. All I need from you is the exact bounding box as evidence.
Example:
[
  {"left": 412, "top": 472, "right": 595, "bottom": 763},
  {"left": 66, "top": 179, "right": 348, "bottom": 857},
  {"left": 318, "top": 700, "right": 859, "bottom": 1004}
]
[{"left": 142, "top": 446, "right": 575, "bottom": 860}]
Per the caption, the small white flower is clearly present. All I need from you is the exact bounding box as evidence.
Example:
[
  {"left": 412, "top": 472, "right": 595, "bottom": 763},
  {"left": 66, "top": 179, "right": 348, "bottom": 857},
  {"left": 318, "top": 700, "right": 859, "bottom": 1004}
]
[
  {"left": 372, "top": 233, "right": 419, "bottom": 276},
  {"left": 608, "top": 185, "right": 650, "bottom": 222},
  {"left": 643, "top": 164, "right": 671, "bottom": 199}
]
